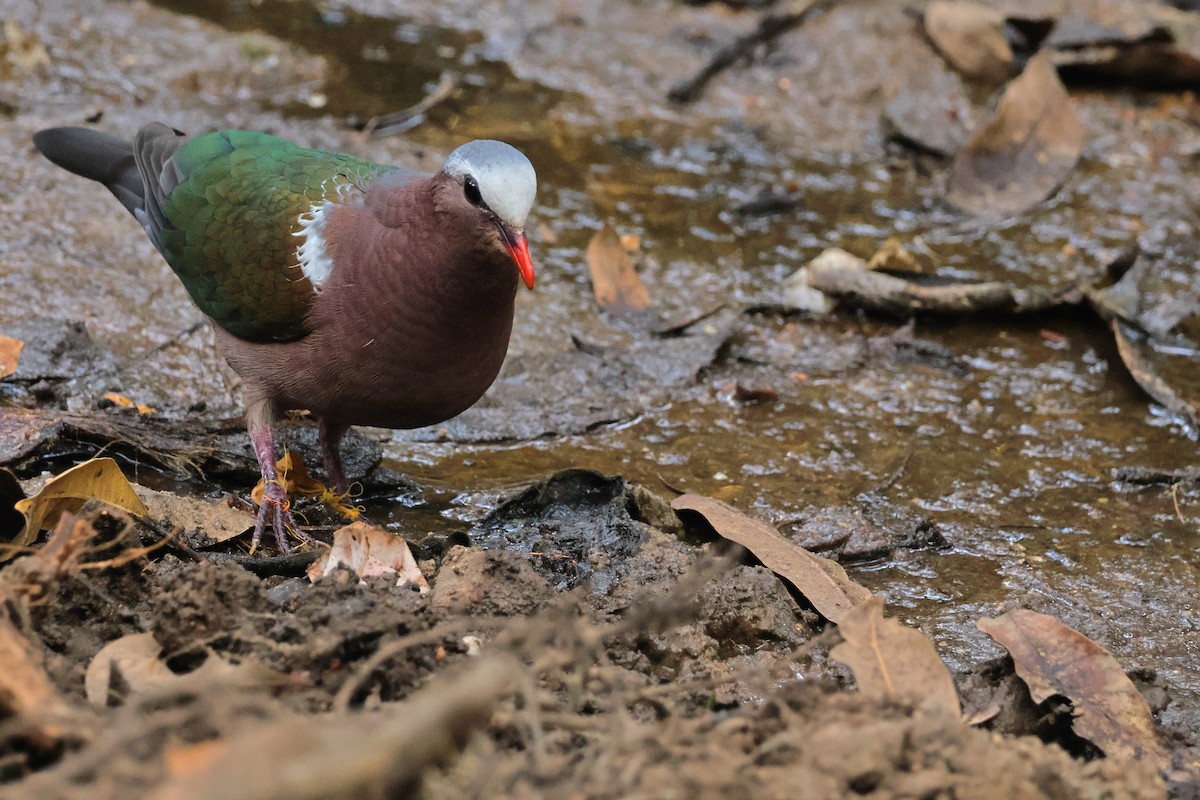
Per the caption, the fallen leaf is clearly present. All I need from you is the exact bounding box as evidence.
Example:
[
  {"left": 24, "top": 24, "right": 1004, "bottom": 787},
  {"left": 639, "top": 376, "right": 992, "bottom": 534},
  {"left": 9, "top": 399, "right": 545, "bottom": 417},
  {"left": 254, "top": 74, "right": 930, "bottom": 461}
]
[
  {"left": 3, "top": 19, "right": 50, "bottom": 72},
  {"left": 307, "top": 521, "right": 429, "bottom": 591},
  {"left": 85, "top": 633, "right": 176, "bottom": 706},
  {"left": 586, "top": 222, "right": 652, "bottom": 314},
  {"left": 9, "top": 457, "right": 148, "bottom": 559},
  {"left": 925, "top": 0, "right": 1016, "bottom": 83},
  {"left": 251, "top": 449, "right": 327, "bottom": 505},
  {"left": 977, "top": 608, "right": 1168, "bottom": 766},
  {"left": 830, "top": 597, "right": 961, "bottom": 717},
  {"left": 136, "top": 486, "right": 253, "bottom": 544},
  {"left": 102, "top": 392, "right": 157, "bottom": 415},
  {"left": 867, "top": 237, "right": 929, "bottom": 274},
  {"left": 946, "top": 52, "right": 1084, "bottom": 220},
  {"left": 1111, "top": 319, "right": 1200, "bottom": 427},
  {"left": 0, "top": 334, "right": 22, "bottom": 379},
  {"left": 670, "top": 494, "right": 872, "bottom": 623},
  {"left": 86, "top": 632, "right": 285, "bottom": 707}
]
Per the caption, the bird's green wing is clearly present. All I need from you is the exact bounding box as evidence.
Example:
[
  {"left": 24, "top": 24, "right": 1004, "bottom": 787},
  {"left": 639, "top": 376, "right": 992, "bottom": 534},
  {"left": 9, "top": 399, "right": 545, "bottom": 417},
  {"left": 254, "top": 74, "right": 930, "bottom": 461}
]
[{"left": 152, "top": 129, "right": 393, "bottom": 342}]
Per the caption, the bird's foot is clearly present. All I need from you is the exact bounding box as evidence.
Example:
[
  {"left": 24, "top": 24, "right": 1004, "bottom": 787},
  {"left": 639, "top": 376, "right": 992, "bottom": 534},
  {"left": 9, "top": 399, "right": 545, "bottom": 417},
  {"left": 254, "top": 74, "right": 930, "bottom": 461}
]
[{"left": 251, "top": 479, "right": 317, "bottom": 554}]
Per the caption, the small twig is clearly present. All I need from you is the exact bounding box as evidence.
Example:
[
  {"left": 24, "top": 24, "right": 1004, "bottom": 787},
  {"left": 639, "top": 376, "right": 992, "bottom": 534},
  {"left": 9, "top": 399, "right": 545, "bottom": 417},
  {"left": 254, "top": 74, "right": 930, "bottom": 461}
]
[
  {"left": 1171, "top": 482, "right": 1186, "bottom": 525},
  {"left": 668, "top": 0, "right": 837, "bottom": 104},
  {"left": 132, "top": 513, "right": 206, "bottom": 563},
  {"left": 363, "top": 72, "right": 459, "bottom": 138},
  {"left": 332, "top": 620, "right": 492, "bottom": 711}
]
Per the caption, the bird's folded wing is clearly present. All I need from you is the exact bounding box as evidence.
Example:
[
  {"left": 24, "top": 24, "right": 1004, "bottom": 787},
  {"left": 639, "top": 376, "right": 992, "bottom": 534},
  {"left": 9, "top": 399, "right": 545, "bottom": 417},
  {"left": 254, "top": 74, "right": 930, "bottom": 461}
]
[{"left": 145, "top": 128, "right": 391, "bottom": 343}]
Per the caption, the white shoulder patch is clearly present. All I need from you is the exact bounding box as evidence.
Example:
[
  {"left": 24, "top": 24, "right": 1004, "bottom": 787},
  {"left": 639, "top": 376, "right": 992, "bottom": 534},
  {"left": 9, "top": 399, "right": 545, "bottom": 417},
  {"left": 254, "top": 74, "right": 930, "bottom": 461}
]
[{"left": 293, "top": 182, "right": 354, "bottom": 288}]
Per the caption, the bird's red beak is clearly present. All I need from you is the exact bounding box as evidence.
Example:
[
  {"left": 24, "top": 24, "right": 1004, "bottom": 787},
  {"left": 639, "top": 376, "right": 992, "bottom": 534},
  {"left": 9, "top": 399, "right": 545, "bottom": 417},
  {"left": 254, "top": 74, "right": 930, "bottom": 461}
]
[{"left": 501, "top": 226, "right": 536, "bottom": 289}]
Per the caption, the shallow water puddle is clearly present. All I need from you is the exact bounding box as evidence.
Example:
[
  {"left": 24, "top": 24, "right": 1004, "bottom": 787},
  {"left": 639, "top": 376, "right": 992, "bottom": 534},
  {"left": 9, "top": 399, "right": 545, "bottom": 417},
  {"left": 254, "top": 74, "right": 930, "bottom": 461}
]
[{"left": 145, "top": 0, "right": 1200, "bottom": 709}]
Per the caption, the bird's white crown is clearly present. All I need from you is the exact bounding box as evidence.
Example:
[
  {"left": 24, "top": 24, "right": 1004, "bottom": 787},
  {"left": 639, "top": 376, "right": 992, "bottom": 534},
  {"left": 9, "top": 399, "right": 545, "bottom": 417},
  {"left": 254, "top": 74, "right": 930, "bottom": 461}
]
[{"left": 442, "top": 140, "right": 536, "bottom": 229}]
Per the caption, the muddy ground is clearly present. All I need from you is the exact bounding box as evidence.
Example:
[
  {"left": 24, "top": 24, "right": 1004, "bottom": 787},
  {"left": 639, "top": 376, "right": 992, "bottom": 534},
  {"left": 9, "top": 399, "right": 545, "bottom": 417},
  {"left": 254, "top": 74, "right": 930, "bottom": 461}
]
[{"left": 1, "top": 0, "right": 1199, "bottom": 797}]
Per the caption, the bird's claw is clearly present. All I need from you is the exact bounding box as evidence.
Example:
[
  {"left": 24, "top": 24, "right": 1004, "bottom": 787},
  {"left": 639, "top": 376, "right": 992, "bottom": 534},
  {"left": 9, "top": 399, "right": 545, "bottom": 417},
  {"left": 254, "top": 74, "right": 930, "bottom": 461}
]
[{"left": 251, "top": 479, "right": 316, "bottom": 554}]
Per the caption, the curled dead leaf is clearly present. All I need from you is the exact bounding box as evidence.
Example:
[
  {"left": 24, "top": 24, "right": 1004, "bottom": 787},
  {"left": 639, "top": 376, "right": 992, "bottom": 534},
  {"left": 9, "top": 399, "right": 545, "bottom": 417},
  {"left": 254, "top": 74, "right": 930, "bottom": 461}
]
[
  {"left": 978, "top": 608, "right": 1168, "bottom": 767},
  {"left": 586, "top": 222, "right": 652, "bottom": 314},
  {"left": 86, "top": 632, "right": 285, "bottom": 707},
  {"left": 670, "top": 493, "right": 871, "bottom": 623},
  {"left": 8, "top": 457, "right": 147, "bottom": 560},
  {"left": 924, "top": 1, "right": 1016, "bottom": 83},
  {"left": 308, "top": 521, "right": 428, "bottom": 591},
  {"left": 1111, "top": 319, "right": 1200, "bottom": 427},
  {"left": 830, "top": 596, "right": 961, "bottom": 717},
  {"left": 946, "top": 53, "right": 1084, "bottom": 220}
]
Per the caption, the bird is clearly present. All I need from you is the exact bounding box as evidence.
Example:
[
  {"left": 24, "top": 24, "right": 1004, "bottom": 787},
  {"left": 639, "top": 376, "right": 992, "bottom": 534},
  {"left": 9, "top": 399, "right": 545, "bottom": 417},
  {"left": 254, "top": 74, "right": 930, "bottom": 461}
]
[{"left": 33, "top": 123, "right": 536, "bottom": 552}]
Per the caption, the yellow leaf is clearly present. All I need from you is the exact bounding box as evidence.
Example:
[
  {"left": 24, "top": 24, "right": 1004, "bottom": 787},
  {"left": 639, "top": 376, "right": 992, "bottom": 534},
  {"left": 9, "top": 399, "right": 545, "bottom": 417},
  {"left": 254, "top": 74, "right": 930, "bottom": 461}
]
[
  {"left": 9, "top": 457, "right": 148, "bottom": 559},
  {"left": 0, "top": 334, "right": 21, "bottom": 379},
  {"left": 250, "top": 450, "right": 326, "bottom": 505}
]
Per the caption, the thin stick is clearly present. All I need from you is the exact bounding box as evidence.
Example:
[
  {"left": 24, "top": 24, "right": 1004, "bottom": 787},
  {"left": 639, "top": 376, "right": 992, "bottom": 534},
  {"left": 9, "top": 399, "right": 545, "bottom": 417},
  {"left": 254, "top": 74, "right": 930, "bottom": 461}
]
[{"left": 668, "top": 0, "right": 836, "bottom": 105}]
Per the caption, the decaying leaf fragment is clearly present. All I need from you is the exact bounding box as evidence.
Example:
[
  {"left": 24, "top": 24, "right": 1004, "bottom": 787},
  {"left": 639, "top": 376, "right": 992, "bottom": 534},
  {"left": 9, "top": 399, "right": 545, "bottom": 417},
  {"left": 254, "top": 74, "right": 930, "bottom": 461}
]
[
  {"left": 1111, "top": 320, "right": 1200, "bottom": 427},
  {"left": 586, "top": 222, "right": 652, "bottom": 314},
  {"left": 137, "top": 486, "right": 253, "bottom": 545},
  {"left": 924, "top": 0, "right": 1016, "bottom": 83},
  {"left": 0, "top": 334, "right": 22, "bottom": 379},
  {"left": 830, "top": 596, "right": 961, "bottom": 717},
  {"left": 308, "top": 521, "right": 428, "bottom": 591},
  {"left": 946, "top": 53, "right": 1084, "bottom": 220},
  {"left": 671, "top": 494, "right": 871, "bottom": 623},
  {"left": 978, "top": 608, "right": 1168, "bottom": 767},
  {"left": 85, "top": 632, "right": 285, "bottom": 708},
  {"left": 8, "top": 457, "right": 147, "bottom": 559}
]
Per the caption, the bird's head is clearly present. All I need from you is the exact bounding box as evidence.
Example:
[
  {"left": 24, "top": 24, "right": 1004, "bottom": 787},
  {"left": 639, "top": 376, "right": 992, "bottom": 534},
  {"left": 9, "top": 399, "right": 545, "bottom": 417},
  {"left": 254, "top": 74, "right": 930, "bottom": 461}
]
[{"left": 441, "top": 140, "right": 537, "bottom": 289}]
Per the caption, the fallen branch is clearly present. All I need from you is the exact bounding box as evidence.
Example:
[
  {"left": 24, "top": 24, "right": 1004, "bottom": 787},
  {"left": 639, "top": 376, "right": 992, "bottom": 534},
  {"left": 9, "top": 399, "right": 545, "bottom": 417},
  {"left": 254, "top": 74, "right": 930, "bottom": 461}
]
[
  {"left": 364, "top": 72, "right": 459, "bottom": 137},
  {"left": 668, "top": 0, "right": 837, "bottom": 104}
]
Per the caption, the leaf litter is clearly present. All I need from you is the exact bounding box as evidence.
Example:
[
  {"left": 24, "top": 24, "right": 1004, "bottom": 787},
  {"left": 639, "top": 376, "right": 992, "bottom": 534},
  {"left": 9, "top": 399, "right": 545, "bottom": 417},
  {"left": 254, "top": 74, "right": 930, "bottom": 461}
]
[{"left": 978, "top": 608, "right": 1169, "bottom": 769}]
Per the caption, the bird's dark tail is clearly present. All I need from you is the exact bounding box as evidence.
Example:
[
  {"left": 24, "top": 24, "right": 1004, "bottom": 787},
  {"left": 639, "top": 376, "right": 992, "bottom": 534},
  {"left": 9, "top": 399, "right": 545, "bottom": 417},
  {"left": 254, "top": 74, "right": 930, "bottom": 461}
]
[{"left": 32, "top": 127, "right": 144, "bottom": 218}]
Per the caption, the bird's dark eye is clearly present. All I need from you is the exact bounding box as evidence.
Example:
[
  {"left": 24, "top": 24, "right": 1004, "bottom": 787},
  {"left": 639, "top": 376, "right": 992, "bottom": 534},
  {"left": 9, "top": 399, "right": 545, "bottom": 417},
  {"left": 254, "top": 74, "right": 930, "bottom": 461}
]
[{"left": 464, "top": 175, "right": 484, "bottom": 207}]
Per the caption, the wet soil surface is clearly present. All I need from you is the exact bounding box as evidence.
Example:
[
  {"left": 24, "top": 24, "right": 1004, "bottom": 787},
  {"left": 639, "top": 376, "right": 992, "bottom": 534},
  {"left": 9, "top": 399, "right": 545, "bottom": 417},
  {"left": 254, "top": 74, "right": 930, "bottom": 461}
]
[{"left": 1, "top": 0, "right": 1199, "bottom": 797}]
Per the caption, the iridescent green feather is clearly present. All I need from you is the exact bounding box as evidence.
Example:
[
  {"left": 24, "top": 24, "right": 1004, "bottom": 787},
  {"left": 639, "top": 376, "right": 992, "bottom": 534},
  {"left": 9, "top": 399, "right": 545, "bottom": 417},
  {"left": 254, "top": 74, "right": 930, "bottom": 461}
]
[{"left": 158, "top": 130, "right": 391, "bottom": 342}]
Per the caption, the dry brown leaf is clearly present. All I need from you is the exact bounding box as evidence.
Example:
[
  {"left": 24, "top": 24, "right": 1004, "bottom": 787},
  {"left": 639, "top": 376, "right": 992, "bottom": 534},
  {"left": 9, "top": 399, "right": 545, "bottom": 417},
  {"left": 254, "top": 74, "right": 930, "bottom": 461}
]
[
  {"left": 830, "top": 596, "right": 961, "bottom": 717},
  {"left": 978, "top": 608, "right": 1168, "bottom": 766},
  {"left": 250, "top": 449, "right": 326, "bottom": 505},
  {"left": 9, "top": 457, "right": 148, "bottom": 559},
  {"left": 85, "top": 632, "right": 176, "bottom": 706},
  {"left": 3, "top": 19, "right": 50, "bottom": 72},
  {"left": 924, "top": 1, "right": 1016, "bottom": 83},
  {"left": 670, "top": 494, "right": 871, "bottom": 623},
  {"left": 1111, "top": 319, "right": 1200, "bottom": 427},
  {"left": 86, "top": 632, "right": 285, "bottom": 707},
  {"left": 137, "top": 486, "right": 253, "bottom": 544},
  {"left": 0, "top": 334, "right": 22, "bottom": 379},
  {"left": 586, "top": 222, "right": 652, "bottom": 314},
  {"left": 308, "top": 521, "right": 428, "bottom": 590},
  {"left": 946, "top": 52, "right": 1084, "bottom": 220}
]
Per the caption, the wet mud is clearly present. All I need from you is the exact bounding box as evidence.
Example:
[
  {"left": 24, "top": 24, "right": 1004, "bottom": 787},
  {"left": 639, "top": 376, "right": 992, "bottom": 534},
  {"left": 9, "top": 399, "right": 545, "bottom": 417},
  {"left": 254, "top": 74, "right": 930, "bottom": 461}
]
[{"left": 1, "top": 0, "right": 1199, "bottom": 797}]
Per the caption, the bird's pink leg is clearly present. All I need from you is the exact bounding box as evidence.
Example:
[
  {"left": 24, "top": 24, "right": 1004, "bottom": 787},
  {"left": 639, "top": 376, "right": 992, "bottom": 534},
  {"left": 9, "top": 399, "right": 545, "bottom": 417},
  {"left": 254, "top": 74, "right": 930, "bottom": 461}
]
[
  {"left": 244, "top": 394, "right": 314, "bottom": 552},
  {"left": 248, "top": 422, "right": 301, "bottom": 553},
  {"left": 319, "top": 419, "right": 350, "bottom": 495}
]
